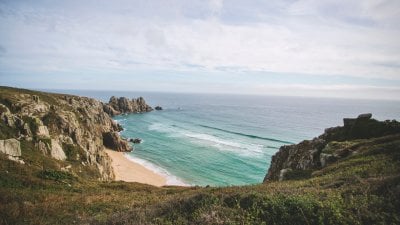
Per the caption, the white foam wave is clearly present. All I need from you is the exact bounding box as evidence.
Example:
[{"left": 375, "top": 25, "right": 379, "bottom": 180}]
[
  {"left": 148, "top": 123, "right": 264, "bottom": 157},
  {"left": 124, "top": 154, "right": 190, "bottom": 186},
  {"left": 114, "top": 118, "right": 127, "bottom": 123}
]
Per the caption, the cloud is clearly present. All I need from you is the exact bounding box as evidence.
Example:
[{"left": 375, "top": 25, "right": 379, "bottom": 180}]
[
  {"left": 0, "top": 0, "right": 399, "bottom": 99},
  {"left": 252, "top": 84, "right": 400, "bottom": 100},
  {"left": 209, "top": 0, "right": 224, "bottom": 16}
]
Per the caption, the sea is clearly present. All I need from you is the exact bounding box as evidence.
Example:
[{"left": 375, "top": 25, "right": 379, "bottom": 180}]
[{"left": 45, "top": 90, "right": 400, "bottom": 186}]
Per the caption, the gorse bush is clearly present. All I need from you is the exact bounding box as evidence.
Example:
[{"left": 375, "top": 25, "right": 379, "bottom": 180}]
[{"left": 37, "top": 169, "right": 75, "bottom": 181}]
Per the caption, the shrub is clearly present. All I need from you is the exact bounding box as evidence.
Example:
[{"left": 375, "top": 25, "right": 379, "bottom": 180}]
[{"left": 37, "top": 170, "right": 75, "bottom": 181}]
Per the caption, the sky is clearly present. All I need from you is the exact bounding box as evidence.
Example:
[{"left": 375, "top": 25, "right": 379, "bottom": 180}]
[{"left": 0, "top": 0, "right": 399, "bottom": 100}]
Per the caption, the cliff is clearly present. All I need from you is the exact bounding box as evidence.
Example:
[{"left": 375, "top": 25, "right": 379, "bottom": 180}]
[
  {"left": 0, "top": 86, "right": 150, "bottom": 180},
  {"left": 264, "top": 113, "right": 400, "bottom": 182}
]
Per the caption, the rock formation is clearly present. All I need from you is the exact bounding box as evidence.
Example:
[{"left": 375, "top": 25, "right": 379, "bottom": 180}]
[
  {"left": 104, "top": 96, "right": 153, "bottom": 116},
  {"left": 0, "top": 138, "right": 24, "bottom": 164},
  {"left": 0, "top": 87, "right": 151, "bottom": 180},
  {"left": 103, "top": 132, "right": 133, "bottom": 151},
  {"left": 155, "top": 106, "right": 163, "bottom": 110},
  {"left": 264, "top": 114, "right": 400, "bottom": 182}
]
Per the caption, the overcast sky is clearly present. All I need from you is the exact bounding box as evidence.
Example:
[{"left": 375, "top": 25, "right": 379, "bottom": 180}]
[{"left": 0, "top": 0, "right": 399, "bottom": 99}]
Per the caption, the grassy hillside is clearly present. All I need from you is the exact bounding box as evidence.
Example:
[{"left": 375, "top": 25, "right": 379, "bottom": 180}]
[
  {"left": 1, "top": 134, "right": 399, "bottom": 224},
  {"left": 1, "top": 87, "right": 399, "bottom": 224}
]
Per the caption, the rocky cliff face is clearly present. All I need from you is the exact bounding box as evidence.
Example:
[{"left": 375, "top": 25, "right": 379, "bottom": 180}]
[
  {"left": 264, "top": 114, "right": 400, "bottom": 182},
  {"left": 103, "top": 96, "right": 153, "bottom": 116},
  {"left": 0, "top": 87, "right": 149, "bottom": 180}
]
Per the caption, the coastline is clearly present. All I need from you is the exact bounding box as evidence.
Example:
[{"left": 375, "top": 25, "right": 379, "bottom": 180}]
[{"left": 105, "top": 149, "right": 167, "bottom": 187}]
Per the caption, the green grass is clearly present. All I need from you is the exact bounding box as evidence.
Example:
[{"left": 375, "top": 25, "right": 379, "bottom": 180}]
[
  {"left": 37, "top": 169, "right": 76, "bottom": 181},
  {"left": 0, "top": 134, "right": 399, "bottom": 225}
]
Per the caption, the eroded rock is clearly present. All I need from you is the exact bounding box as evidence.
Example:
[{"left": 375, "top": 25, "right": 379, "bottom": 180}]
[
  {"left": 264, "top": 114, "right": 400, "bottom": 182},
  {"left": 104, "top": 96, "right": 153, "bottom": 116},
  {"left": 51, "top": 139, "right": 66, "bottom": 161},
  {"left": 102, "top": 132, "right": 132, "bottom": 152},
  {"left": 0, "top": 139, "right": 24, "bottom": 164}
]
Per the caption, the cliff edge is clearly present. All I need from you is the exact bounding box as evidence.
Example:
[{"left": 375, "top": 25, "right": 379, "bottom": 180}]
[
  {"left": 264, "top": 113, "right": 400, "bottom": 182},
  {"left": 0, "top": 86, "right": 151, "bottom": 180}
]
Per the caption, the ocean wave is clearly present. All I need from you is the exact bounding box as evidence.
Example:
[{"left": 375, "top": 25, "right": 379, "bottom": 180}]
[
  {"left": 149, "top": 123, "right": 266, "bottom": 157},
  {"left": 114, "top": 118, "right": 127, "bottom": 123},
  {"left": 199, "top": 125, "right": 294, "bottom": 144},
  {"left": 124, "top": 154, "right": 189, "bottom": 186},
  {"left": 185, "top": 133, "right": 264, "bottom": 155}
]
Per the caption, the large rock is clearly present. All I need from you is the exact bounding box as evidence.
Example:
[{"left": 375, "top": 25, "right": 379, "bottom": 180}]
[
  {"left": 37, "top": 125, "right": 50, "bottom": 137},
  {"left": 264, "top": 114, "right": 400, "bottom": 182},
  {"left": 0, "top": 104, "right": 16, "bottom": 127},
  {"left": 51, "top": 139, "right": 66, "bottom": 161},
  {"left": 102, "top": 132, "right": 133, "bottom": 152},
  {"left": 0, "top": 138, "right": 24, "bottom": 164},
  {"left": 104, "top": 96, "right": 153, "bottom": 116},
  {"left": 0, "top": 139, "right": 21, "bottom": 157}
]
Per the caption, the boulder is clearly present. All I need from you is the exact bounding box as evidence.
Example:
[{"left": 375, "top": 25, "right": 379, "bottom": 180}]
[
  {"left": 102, "top": 132, "right": 133, "bottom": 152},
  {"left": 0, "top": 104, "right": 15, "bottom": 127},
  {"left": 0, "top": 139, "right": 24, "bottom": 164},
  {"left": 50, "top": 139, "right": 66, "bottom": 161},
  {"left": 357, "top": 113, "right": 372, "bottom": 120},
  {"left": 37, "top": 125, "right": 50, "bottom": 138},
  {"left": 0, "top": 139, "right": 21, "bottom": 157},
  {"left": 155, "top": 106, "right": 163, "bottom": 110},
  {"left": 132, "top": 138, "right": 142, "bottom": 144}
]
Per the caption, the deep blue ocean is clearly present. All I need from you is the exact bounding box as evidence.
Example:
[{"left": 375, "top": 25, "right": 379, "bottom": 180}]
[{"left": 46, "top": 90, "right": 400, "bottom": 186}]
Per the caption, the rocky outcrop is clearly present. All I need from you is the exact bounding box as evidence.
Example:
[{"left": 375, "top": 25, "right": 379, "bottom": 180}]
[
  {"left": 104, "top": 96, "right": 152, "bottom": 116},
  {"left": 264, "top": 114, "right": 400, "bottom": 182},
  {"left": 103, "top": 132, "right": 133, "bottom": 152},
  {"left": 0, "top": 138, "right": 24, "bottom": 164},
  {"left": 155, "top": 106, "right": 163, "bottom": 110},
  {"left": 50, "top": 139, "right": 67, "bottom": 160},
  {"left": 0, "top": 87, "right": 152, "bottom": 180},
  {"left": 0, "top": 138, "right": 21, "bottom": 157}
]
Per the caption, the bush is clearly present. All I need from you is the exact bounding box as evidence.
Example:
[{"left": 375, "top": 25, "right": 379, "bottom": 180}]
[{"left": 37, "top": 170, "right": 75, "bottom": 181}]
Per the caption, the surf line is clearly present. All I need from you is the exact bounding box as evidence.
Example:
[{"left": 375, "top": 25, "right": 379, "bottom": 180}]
[{"left": 199, "top": 125, "right": 294, "bottom": 144}]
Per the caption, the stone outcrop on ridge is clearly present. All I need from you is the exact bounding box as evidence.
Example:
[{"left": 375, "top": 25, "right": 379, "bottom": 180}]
[{"left": 264, "top": 114, "right": 400, "bottom": 182}]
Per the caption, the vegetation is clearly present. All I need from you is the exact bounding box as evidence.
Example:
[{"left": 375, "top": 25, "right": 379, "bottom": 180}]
[{"left": 1, "top": 134, "right": 399, "bottom": 224}]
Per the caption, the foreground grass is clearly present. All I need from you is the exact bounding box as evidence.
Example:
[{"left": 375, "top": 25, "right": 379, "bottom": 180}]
[{"left": 1, "top": 135, "right": 399, "bottom": 225}]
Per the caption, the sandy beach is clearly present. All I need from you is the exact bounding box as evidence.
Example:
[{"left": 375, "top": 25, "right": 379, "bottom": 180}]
[{"left": 105, "top": 149, "right": 166, "bottom": 187}]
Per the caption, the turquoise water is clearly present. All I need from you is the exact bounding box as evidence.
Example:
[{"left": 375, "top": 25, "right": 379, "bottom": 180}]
[{"left": 45, "top": 90, "right": 400, "bottom": 186}]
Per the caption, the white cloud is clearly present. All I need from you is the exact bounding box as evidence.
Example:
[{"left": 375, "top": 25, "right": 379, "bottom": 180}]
[
  {"left": 251, "top": 84, "right": 400, "bottom": 100},
  {"left": 0, "top": 0, "right": 399, "bottom": 99},
  {"left": 209, "top": 0, "right": 224, "bottom": 16}
]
